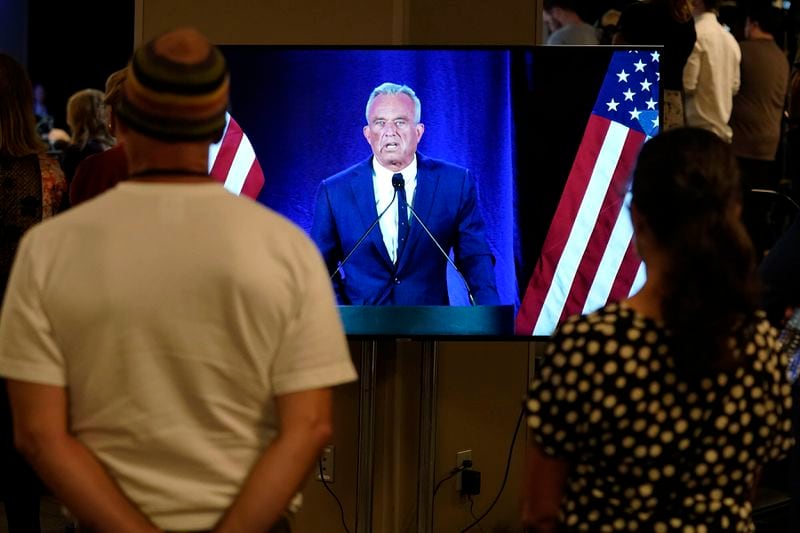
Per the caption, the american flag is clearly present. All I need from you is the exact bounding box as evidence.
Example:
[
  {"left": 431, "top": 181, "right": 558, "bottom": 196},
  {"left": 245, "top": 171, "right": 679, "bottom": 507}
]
[
  {"left": 208, "top": 113, "right": 265, "bottom": 199},
  {"left": 516, "top": 50, "right": 661, "bottom": 336}
]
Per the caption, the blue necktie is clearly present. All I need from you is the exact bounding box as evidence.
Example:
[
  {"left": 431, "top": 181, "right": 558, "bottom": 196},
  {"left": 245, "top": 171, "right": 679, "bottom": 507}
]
[{"left": 393, "top": 173, "right": 409, "bottom": 262}]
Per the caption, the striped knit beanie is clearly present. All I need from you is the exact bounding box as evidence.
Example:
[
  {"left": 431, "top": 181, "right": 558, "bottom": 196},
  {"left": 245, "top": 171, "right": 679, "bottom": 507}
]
[{"left": 117, "top": 28, "right": 229, "bottom": 141}]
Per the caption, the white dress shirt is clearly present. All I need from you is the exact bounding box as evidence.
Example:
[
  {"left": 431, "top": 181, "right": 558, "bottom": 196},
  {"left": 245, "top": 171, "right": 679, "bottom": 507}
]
[
  {"left": 372, "top": 156, "right": 417, "bottom": 263},
  {"left": 683, "top": 12, "right": 741, "bottom": 142}
]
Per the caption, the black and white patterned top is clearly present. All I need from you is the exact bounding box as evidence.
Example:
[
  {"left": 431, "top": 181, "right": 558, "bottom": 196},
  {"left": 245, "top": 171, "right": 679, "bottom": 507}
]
[{"left": 527, "top": 302, "right": 794, "bottom": 532}]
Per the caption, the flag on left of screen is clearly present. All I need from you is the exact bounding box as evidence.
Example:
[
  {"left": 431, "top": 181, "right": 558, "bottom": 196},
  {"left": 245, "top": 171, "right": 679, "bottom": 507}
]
[{"left": 209, "top": 113, "right": 265, "bottom": 199}]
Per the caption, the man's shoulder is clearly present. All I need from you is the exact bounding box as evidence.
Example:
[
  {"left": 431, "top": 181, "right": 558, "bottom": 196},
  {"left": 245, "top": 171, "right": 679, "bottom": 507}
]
[
  {"left": 696, "top": 14, "right": 735, "bottom": 41},
  {"left": 547, "top": 23, "right": 598, "bottom": 46},
  {"left": 72, "top": 146, "right": 128, "bottom": 190},
  {"left": 417, "top": 154, "right": 468, "bottom": 175},
  {"left": 720, "top": 27, "right": 740, "bottom": 52},
  {"left": 79, "top": 144, "right": 127, "bottom": 169},
  {"left": 741, "top": 39, "right": 787, "bottom": 64},
  {"left": 546, "top": 26, "right": 568, "bottom": 45},
  {"left": 28, "top": 185, "right": 318, "bottom": 261},
  {"left": 693, "top": 13, "right": 718, "bottom": 37},
  {"left": 322, "top": 157, "right": 372, "bottom": 187}
]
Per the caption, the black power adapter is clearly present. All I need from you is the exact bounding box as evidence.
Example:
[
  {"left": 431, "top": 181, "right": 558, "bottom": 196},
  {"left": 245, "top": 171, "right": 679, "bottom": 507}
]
[{"left": 460, "top": 469, "right": 481, "bottom": 496}]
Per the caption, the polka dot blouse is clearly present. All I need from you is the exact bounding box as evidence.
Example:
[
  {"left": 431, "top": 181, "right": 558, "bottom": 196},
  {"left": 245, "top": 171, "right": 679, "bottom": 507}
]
[{"left": 527, "top": 302, "right": 794, "bottom": 532}]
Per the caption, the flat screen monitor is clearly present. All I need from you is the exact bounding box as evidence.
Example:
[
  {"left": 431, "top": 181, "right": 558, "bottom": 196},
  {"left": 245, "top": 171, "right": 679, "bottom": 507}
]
[{"left": 214, "top": 45, "right": 663, "bottom": 338}]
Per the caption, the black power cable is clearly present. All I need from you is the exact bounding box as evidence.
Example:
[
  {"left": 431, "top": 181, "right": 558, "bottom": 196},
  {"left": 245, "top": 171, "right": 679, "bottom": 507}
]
[
  {"left": 467, "top": 495, "right": 487, "bottom": 533},
  {"left": 459, "top": 405, "right": 526, "bottom": 533},
  {"left": 318, "top": 458, "right": 351, "bottom": 533}
]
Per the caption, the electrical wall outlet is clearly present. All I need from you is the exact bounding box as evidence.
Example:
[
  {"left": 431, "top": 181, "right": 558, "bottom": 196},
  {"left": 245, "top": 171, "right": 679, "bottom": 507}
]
[
  {"left": 456, "top": 449, "right": 472, "bottom": 492},
  {"left": 316, "top": 445, "right": 335, "bottom": 482}
]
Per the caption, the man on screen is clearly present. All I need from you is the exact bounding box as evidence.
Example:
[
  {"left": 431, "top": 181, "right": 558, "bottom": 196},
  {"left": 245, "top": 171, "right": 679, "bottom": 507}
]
[{"left": 311, "top": 82, "right": 499, "bottom": 306}]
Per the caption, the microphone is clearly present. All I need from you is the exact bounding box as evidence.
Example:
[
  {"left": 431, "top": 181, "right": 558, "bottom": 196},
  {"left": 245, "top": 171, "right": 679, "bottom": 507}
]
[
  {"left": 330, "top": 188, "right": 397, "bottom": 281},
  {"left": 392, "top": 174, "right": 476, "bottom": 306}
]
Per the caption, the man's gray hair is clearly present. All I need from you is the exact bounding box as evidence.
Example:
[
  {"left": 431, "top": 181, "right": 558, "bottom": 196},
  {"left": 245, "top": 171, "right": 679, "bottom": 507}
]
[{"left": 365, "top": 82, "right": 421, "bottom": 124}]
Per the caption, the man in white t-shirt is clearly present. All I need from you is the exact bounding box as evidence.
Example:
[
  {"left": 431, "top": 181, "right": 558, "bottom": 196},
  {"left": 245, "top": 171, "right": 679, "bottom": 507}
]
[
  {"left": 683, "top": 0, "right": 741, "bottom": 142},
  {"left": 542, "top": 0, "right": 599, "bottom": 45},
  {"left": 0, "top": 27, "right": 357, "bottom": 532}
]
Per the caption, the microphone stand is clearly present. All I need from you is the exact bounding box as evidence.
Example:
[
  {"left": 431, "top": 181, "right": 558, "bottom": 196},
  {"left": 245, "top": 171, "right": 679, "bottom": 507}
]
[
  {"left": 392, "top": 175, "right": 476, "bottom": 306},
  {"left": 330, "top": 188, "right": 397, "bottom": 281}
]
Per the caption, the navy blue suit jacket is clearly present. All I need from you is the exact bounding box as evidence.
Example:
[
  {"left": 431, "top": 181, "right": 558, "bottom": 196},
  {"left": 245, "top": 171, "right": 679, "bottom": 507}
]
[{"left": 311, "top": 154, "right": 499, "bottom": 305}]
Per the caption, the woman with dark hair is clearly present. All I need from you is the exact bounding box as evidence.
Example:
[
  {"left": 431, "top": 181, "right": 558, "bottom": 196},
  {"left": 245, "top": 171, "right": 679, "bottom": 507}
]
[
  {"left": 522, "top": 127, "right": 793, "bottom": 532},
  {"left": 0, "top": 53, "right": 66, "bottom": 533}
]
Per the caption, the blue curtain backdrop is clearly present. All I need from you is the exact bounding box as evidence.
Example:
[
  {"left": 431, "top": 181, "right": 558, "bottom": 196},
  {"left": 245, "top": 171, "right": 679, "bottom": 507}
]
[{"left": 222, "top": 47, "right": 518, "bottom": 307}]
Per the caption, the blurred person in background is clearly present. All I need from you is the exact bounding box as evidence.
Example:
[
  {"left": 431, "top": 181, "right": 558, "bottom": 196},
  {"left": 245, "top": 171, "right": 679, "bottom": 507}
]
[
  {"left": 730, "top": 1, "right": 789, "bottom": 192},
  {"left": 69, "top": 68, "right": 129, "bottom": 206},
  {"left": 595, "top": 8, "right": 621, "bottom": 45},
  {"left": 0, "top": 52, "right": 66, "bottom": 533},
  {"left": 730, "top": 1, "right": 790, "bottom": 260},
  {"left": 31, "top": 83, "right": 54, "bottom": 141},
  {"left": 59, "top": 88, "right": 115, "bottom": 208},
  {"left": 683, "top": 0, "right": 741, "bottom": 142},
  {"left": 542, "top": 0, "right": 600, "bottom": 45}
]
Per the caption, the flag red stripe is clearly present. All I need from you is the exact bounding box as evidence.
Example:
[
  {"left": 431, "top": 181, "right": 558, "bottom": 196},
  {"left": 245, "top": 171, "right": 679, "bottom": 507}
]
[
  {"left": 210, "top": 119, "right": 243, "bottom": 184},
  {"left": 608, "top": 239, "right": 642, "bottom": 301},
  {"left": 559, "top": 128, "right": 645, "bottom": 322},
  {"left": 515, "top": 115, "right": 611, "bottom": 335},
  {"left": 240, "top": 160, "right": 266, "bottom": 199}
]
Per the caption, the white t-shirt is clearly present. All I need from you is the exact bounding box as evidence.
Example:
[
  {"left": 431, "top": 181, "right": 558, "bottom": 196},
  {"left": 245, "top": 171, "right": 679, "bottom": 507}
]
[
  {"left": 0, "top": 182, "right": 357, "bottom": 530},
  {"left": 546, "top": 22, "right": 599, "bottom": 45}
]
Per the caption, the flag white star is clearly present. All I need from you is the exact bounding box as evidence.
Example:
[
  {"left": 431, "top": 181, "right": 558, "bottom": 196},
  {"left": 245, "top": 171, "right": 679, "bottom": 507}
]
[
  {"left": 652, "top": 116, "right": 659, "bottom": 128},
  {"left": 629, "top": 107, "right": 641, "bottom": 120},
  {"left": 657, "top": 72, "right": 661, "bottom": 81},
  {"left": 617, "top": 69, "right": 629, "bottom": 83},
  {"left": 651, "top": 51, "right": 660, "bottom": 62},
  {"left": 645, "top": 98, "right": 657, "bottom": 110},
  {"left": 633, "top": 59, "right": 646, "bottom": 72},
  {"left": 623, "top": 89, "right": 635, "bottom": 101},
  {"left": 606, "top": 98, "right": 619, "bottom": 111},
  {"left": 640, "top": 79, "right": 652, "bottom": 92}
]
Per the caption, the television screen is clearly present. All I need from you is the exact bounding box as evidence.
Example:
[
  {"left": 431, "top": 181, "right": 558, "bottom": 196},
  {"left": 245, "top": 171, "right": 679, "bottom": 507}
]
[{"left": 213, "top": 45, "right": 662, "bottom": 337}]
